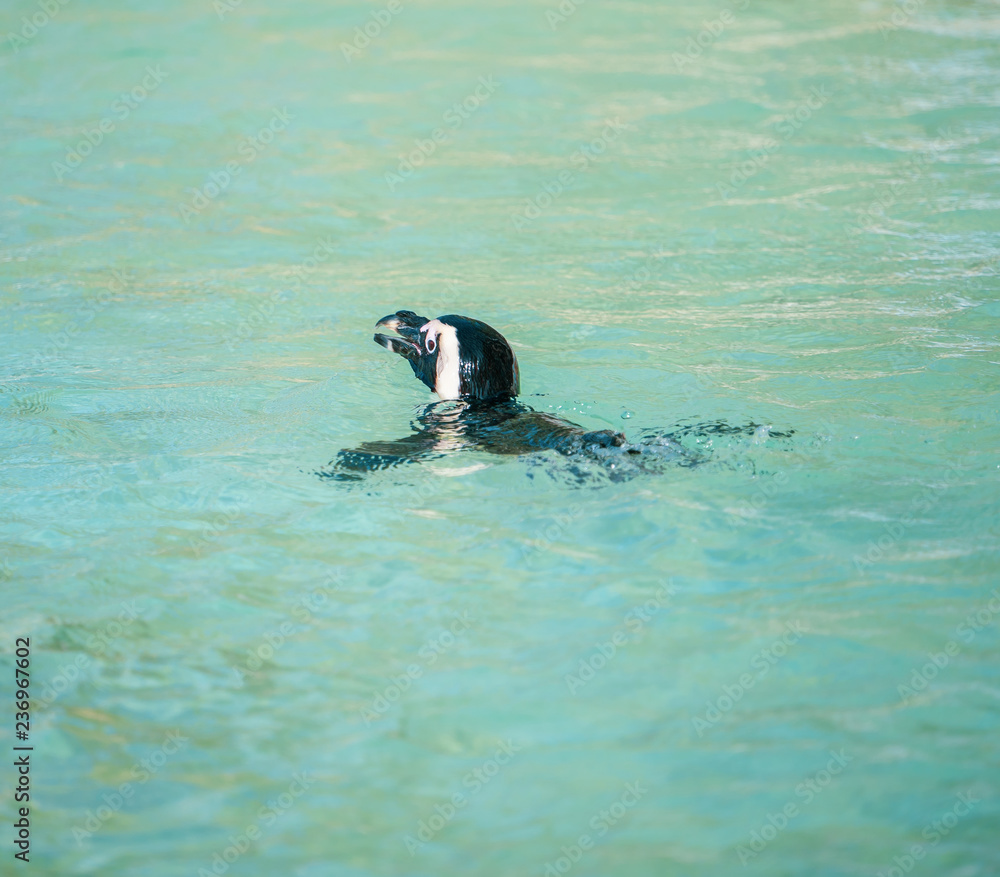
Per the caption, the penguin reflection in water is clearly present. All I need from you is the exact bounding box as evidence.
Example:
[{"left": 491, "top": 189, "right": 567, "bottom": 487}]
[{"left": 322, "top": 310, "right": 790, "bottom": 482}]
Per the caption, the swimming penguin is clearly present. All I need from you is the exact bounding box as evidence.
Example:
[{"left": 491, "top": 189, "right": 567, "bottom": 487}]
[
  {"left": 323, "top": 310, "right": 790, "bottom": 481},
  {"left": 373, "top": 310, "right": 522, "bottom": 405}
]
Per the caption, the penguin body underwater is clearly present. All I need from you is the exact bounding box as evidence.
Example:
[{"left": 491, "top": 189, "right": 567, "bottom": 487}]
[{"left": 323, "top": 310, "right": 790, "bottom": 481}]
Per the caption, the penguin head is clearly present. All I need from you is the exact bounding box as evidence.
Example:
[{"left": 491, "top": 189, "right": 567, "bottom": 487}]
[{"left": 374, "top": 310, "right": 520, "bottom": 403}]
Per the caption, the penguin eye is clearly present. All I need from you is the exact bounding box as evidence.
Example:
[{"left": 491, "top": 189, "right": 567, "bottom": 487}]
[{"left": 426, "top": 335, "right": 436, "bottom": 353}]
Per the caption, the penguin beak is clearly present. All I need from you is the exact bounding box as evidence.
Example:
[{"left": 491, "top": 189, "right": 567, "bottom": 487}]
[{"left": 374, "top": 310, "right": 429, "bottom": 360}]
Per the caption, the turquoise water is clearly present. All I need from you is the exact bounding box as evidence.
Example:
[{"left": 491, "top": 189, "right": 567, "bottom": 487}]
[{"left": 3, "top": 0, "right": 1000, "bottom": 874}]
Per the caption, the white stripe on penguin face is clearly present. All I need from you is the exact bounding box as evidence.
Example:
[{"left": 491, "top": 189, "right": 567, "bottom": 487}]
[{"left": 422, "top": 319, "right": 461, "bottom": 399}]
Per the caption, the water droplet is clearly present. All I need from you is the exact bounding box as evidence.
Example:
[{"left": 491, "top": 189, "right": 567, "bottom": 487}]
[{"left": 621, "top": 410, "right": 633, "bottom": 420}]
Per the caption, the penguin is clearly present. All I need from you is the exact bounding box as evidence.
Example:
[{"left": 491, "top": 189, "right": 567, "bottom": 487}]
[
  {"left": 322, "top": 310, "right": 790, "bottom": 481},
  {"left": 372, "top": 310, "right": 522, "bottom": 404}
]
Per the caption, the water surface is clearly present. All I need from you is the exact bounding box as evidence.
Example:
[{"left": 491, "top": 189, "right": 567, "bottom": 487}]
[{"left": 2, "top": 1, "right": 999, "bottom": 875}]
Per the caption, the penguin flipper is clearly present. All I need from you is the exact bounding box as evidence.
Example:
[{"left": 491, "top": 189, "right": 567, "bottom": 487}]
[{"left": 319, "top": 434, "right": 444, "bottom": 481}]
